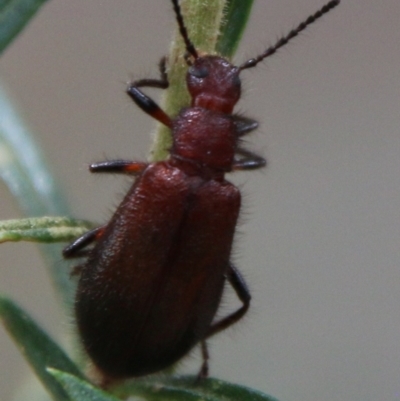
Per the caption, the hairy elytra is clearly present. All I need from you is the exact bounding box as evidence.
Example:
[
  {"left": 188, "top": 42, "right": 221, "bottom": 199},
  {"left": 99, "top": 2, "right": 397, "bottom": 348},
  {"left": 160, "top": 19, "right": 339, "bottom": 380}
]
[{"left": 63, "top": 0, "right": 340, "bottom": 384}]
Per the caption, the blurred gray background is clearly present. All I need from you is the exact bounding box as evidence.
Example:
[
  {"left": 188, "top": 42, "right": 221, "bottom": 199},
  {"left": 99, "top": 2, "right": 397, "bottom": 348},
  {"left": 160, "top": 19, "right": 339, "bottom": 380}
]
[{"left": 1, "top": 1, "right": 400, "bottom": 400}]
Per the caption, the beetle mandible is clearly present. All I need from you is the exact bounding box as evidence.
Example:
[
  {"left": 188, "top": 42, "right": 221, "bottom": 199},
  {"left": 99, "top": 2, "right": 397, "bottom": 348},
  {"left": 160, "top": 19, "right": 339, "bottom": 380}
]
[{"left": 64, "top": 0, "right": 340, "bottom": 384}]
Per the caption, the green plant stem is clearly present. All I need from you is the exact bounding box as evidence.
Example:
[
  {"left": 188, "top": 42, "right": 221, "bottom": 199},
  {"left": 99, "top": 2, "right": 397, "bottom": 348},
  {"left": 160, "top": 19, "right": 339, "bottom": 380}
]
[{"left": 150, "top": 0, "right": 227, "bottom": 161}]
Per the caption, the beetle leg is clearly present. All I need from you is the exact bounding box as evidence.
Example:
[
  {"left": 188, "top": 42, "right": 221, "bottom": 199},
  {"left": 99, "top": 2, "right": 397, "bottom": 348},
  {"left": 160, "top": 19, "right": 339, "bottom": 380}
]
[
  {"left": 127, "top": 57, "right": 173, "bottom": 128},
  {"left": 90, "top": 160, "right": 148, "bottom": 175},
  {"left": 232, "top": 115, "right": 259, "bottom": 136},
  {"left": 206, "top": 264, "right": 251, "bottom": 338},
  {"left": 63, "top": 226, "right": 105, "bottom": 259},
  {"left": 133, "top": 56, "right": 169, "bottom": 90},
  {"left": 198, "top": 340, "right": 210, "bottom": 379},
  {"left": 233, "top": 148, "right": 266, "bottom": 171}
]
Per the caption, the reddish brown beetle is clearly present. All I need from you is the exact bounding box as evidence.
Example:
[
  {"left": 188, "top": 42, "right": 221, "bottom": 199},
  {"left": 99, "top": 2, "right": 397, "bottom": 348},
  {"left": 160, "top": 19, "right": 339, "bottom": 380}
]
[{"left": 64, "top": 0, "right": 340, "bottom": 383}]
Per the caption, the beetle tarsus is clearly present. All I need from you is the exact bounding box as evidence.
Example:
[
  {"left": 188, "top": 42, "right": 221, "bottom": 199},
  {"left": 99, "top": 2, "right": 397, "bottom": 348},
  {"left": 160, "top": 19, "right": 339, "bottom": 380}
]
[
  {"left": 233, "top": 148, "right": 267, "bottom": 171},
  {"left": 90, "top": 160, "right": 148, "bottom": 175},
  {"left": 63, "top": 226, "right": 105, "bottom": 259},
  {"left": 198, "top": 340, "right": 210, "bottom": 379}
]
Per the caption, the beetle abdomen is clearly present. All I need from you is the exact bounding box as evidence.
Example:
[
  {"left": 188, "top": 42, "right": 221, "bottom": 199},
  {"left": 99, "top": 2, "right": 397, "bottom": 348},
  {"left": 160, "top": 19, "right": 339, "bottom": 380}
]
[{"left": 75, "top": 162, "right": 240, "bottom": 378}]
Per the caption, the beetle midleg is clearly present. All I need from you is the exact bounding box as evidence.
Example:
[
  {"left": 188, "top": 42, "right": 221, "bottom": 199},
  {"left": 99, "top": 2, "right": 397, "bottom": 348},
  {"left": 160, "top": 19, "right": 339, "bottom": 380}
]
[
  {"left": 233, "top": 148, "right": 266, "bottom": 171},
  {"left": 63, "top": 225, "right": 105, "bottom": 259},
  {"left": 127, "top": 57, "right": 172, "bottom": 128},
  {"left": 206, "top": 264, "right": 251, "bottom": 338},
  {"left": 232, "top": 115, "right": 259, "bottom": 136},
  {"left": 90, "top": 160, "right": 148, "bottom": 175}
]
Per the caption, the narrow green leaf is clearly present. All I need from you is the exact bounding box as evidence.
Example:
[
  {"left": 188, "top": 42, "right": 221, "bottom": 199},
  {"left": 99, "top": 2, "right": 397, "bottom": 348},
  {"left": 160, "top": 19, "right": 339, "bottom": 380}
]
[
  {"left": 0, "top": 296, "right": 84, "bottom": 401},
  {"left": 170, "top": 376, "right": 279, "bottom": 401},
  {"left": 48, "top": 369, "right": 120, "bottom": 401},
  {"left": 118, "top": 381, "right": 217, "bottom": 401},
  {"left": 217, "top": 0, "right": 255, "bottom": 58},
  {"left": 0, "top": 85, "right": 76, "bottom": 307},
  {"left": 0, "top": 0, "right": 50, "bottom": 55},
  {"left": 0, "top": 217, "right": 92, "bottom": 243},
  {"left": 0, "top": 86, "right": 69, "bottom": 216},
  {"left": 115, "top": 375, "right": 279, "bottom": 401}
]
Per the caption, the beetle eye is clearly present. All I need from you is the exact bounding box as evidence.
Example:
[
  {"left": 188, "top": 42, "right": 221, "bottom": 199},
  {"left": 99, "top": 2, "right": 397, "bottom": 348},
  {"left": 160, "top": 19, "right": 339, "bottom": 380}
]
[{"left": 189, "top": 66, "right": 209, "bottom": 79}]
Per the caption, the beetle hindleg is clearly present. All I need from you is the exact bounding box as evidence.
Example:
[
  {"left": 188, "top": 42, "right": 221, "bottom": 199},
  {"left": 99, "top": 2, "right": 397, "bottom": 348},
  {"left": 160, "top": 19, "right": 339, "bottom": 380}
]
[
  {"left": 63, "top": 226, "right": 105, "bottom": 259},
  {"left": 127, "top": 57, "right": 172, "bottom": 128},
  {"left": 198, "top": 340, "right": 210, "bottom": 379},
  {"left": 90, "top": 160, "right": 148, "bottom": 175},
  {"left": 206, "top": 264, "right": 251, "bottom": 338}
]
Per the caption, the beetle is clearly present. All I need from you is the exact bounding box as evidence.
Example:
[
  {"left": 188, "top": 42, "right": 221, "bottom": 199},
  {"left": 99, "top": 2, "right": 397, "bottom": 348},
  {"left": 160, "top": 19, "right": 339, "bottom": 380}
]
[{"left": 63, "top": 0, "right": 340, "bottom": 384}]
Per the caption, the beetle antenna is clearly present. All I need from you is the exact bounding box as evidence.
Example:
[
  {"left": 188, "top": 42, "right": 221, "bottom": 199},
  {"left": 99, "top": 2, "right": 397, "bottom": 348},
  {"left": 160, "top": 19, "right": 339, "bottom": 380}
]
[
  {"left": 171, "top": 0, "right": 198, "bottom": 61},
  {"left": 239, "top": 0, "right": 340, "bottom": 71}
]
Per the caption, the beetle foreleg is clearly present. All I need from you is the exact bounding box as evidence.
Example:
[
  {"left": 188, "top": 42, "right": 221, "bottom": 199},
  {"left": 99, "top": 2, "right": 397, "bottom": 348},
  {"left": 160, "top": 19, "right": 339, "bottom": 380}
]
[
  {"left": 130, "top": 56, "right": 169, "bottom": 90},
  {"left": 127, "top": 57, "right": 172, "bottom": 128}
]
